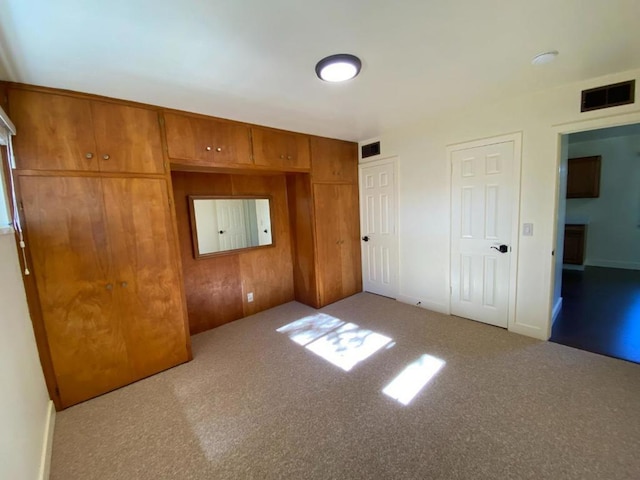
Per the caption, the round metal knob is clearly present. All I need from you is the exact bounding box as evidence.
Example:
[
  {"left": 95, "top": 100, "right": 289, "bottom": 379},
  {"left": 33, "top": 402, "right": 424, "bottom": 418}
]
[
  {"left": 362, "top": 236, "right": 370, "bottom": 242},
  {"left": 287, "top": 155, "right": 292, "bottom": 160},
  {"left": 216, "top": 147, "right": 222, "bottom": 152},
  {"left": 120, "top": 281, "right": 128, "bottom": 288},
  {"left": 279, "top": 154, "right": 285, "bottom": 159},
  {"left": 206, "top": 146, "right": 212, "bottom": 151},
  {"left": 219, "top": 230, "right": 226, "bottom": 234},
  {"left": 85, "top": 152, "right": 94, "bottom": 159},
  {"left": 105, "top": 283, "right": 113, "bottom": 290},
  {"left": 102, "top": 154, "right": 110, "bottom": 160}
]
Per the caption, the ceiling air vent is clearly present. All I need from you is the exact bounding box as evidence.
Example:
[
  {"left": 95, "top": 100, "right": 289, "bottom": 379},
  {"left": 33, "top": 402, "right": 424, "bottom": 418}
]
[
  {"left": 361, "top": 141, "right": 380, "bottom": 158},
  {"left": 581, "top": 80, "right": 635, "bottom": 112}
]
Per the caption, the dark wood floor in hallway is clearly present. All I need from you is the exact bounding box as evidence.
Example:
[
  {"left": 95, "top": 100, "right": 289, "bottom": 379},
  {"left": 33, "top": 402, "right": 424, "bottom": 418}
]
[{"left": 551, "top": 266, "right": 640, "bottom": 364}]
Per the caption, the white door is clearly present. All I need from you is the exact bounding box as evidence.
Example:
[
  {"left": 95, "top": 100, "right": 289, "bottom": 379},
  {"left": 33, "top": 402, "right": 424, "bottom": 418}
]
[
  {"left": 450, "top": 141, "right": 515, "bottom": 328},
  {"left": 360, "top": 159, "right": 398, "bottom": 298},
  {"left": 216, "top": 200, "right": 248, "bottom": 250}
]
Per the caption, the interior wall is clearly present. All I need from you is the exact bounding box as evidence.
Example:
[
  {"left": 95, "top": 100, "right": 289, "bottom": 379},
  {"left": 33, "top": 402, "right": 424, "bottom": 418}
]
[
  {"left": 0, "top": 233, "right": 52, "bottom": 480},
  {"left": 360, "top": 67, "right": 640, "bottom": 340},
  {"left": 566, "top": 133, "right": 640, "bottom": 270},
  {"left": 171, "top": 171, "right": 294, "bottom": 334},
  {"left": 552, "top": 135, "right": 569, "bottom": 322}
]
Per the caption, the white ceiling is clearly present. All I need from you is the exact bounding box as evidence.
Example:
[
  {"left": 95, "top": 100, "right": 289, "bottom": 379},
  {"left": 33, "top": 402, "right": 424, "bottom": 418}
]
[{"left": 1, "top": 0, "right": 639, "bottom": 141}]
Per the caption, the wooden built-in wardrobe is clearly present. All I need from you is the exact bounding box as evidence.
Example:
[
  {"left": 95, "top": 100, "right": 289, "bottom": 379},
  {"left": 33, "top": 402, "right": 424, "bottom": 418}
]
[{"left": 4, "top": 82, "right": 361, "bottom": 409}]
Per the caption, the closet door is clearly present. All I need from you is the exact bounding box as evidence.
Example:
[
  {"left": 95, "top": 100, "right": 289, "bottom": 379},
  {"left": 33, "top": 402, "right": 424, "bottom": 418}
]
[
  {"left": 20, "top": 175, "right": 132, "bottom": 407},
  {"left": 102, "top": 177, "right": 189, "bottom": 379},
  {"left": 336, "top": 184, "right": 362, "bottom": 298}
]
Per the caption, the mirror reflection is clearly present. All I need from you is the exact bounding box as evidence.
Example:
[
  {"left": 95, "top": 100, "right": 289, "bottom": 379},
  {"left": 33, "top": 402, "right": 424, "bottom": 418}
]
[{"left": 189, "top": 196, "right": 273, "bottom": 257}]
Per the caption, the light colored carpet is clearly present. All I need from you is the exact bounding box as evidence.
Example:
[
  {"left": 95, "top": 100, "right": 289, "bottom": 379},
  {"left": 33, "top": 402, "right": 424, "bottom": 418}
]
[{"left": 51, "top": 293, "right": 640, "bottom": 479}]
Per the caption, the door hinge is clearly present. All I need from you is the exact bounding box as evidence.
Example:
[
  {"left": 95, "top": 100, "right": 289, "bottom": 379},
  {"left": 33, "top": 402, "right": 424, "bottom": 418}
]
[{"left": 55, "top": 386, "right": 60, "bottom": 397}]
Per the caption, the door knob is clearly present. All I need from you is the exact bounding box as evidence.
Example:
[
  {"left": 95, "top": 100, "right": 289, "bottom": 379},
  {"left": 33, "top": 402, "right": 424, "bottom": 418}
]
[
  {"left": 263, "top": 229, "right": 268, "bottom": 233},
  {"left": 491, "top": 244, "right": 509, "bottom": 253},
  {"left": 362, "top": 236, "right": 370, "bottom": 242},
  {"left": 219, "top": 230, "right": 226, "bottom": 234}
]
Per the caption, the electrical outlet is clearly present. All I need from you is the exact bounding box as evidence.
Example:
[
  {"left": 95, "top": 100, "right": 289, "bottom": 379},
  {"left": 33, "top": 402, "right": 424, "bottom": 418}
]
[{"left": 247, "top": 292, "right": 254, "bottom": 303}]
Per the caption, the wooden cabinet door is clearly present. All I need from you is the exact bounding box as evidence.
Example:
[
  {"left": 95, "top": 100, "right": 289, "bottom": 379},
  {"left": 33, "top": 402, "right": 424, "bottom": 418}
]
[
  {"left": 567, "top": 156, "right": 601, "bottom": 198},
  {"left": 563, "top": 225, "right": 586, "bottom": 265},
  {"left": 19, "top": 176, "right": 132, "bottom": 407},
  {"left": 102, "top": 177, "right": 189, "bottom": 379},
  {"left": 252, "top": 128, "right": 311, "bottom": 170},
  {"left": 311, "top": 137, "right": 357, "bottom": 183},
  {"left": 164, "top": 112, "right": 213, "bottom": 164},
  {"left": 336, "top": 184, "right": 362, "bottom": 297},
  {"left": 209, "top": 119, "right": 253, "bottom": 167},
  {"left": 313, "top": 184, "right": 344, "bottom": 305},
  {"left": 91, "top": 102, "right": 165, "bottom": 174},
  {"left": 9, "top": 89, "right": 98, "bottom": 171}
]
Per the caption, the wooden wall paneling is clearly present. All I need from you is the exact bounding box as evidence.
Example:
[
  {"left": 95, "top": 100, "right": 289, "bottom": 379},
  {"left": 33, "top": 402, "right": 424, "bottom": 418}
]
[
  {"left": 0, "top": 82, "right": 8, "bottom": 111},
  {"left": 91, "top": 102, "right": 165, "bottom": 174},
  {"left": 8, "top": 89, "right": 98, "bottom": 172},
  {"left": 171, "top": 171, "right": 245, "bottom": 333},
  {"left": 310, "top": 137, "right": 358, "bottom": 183},
  {"left": 286, "top": 174, "right": 319, "bottom": 307},
  {"left": 19, "top": 175, "right": 132, "bottom": 407},
  {"left": 102, "top": 177, "right": 190, "bottom": 378},
  {"left": 231, "top": 175, "right": 295, "bottom": 315}
]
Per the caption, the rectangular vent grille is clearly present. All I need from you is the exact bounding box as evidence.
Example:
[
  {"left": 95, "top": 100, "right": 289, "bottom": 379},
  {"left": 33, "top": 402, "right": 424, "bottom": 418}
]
[
  {"left": 361, "top": 141, "right": 380, "bottom": 158},
  {"left": 581, "top": 80, "right": 635, "bottom": 112}
]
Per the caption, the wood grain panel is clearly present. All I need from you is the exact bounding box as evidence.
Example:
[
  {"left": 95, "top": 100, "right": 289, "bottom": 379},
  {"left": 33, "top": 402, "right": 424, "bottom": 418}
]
[
  {"left": 337, "top": 183, "right": 363, "bottom": 297},
  {"left": 91, "top": 102, "right": 164, "bottom": 174},
  {"left": 286, "top": 174, "right": 319, "bottom": 307},
  {"left": 102, "top": 177, "right": 190, "bottom": 378},
  {"left": 232, "top": 175, "right": 295, "bottom": 316},
  {"left": 310, "top": 137, "right": 358, "bottom": 183},
  {"left": 19, "top": 175, "right": 132, "bottom": 407},
  {"left": 9, "top": 89, "right": 98, "bottom": 171},
  {"left": 171, "top": 171, "right": 244, "bottom": 333},
  {"left": 252, "top": 127, "right": 310, "bottom": 170},
  {"left": 164, "top": 112, "right": 212, "bottom": 164}
]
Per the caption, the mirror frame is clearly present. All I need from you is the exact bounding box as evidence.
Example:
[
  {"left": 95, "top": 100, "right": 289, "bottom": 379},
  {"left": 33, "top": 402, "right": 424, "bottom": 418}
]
[{"left": 188, "top": 195, "right": 276, "bottom": 259}]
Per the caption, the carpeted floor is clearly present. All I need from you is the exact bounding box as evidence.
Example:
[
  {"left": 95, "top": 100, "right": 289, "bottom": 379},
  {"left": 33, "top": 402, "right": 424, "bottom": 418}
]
[{"left": 51, "top": 293, "right": 640, "bottom": 479}]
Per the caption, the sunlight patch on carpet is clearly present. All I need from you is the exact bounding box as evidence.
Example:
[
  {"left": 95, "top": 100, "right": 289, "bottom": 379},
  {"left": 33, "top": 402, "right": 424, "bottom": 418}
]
[
  {"left": 382, "top": 354, "right": 445, "bottom": 405},
  {"left": 277, "top": 314, "right": 393, "bottom": 371}
]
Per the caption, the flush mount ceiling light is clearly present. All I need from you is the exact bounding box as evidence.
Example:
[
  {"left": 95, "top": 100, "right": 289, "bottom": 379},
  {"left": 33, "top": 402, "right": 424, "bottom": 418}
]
[
  {"left": 315, "top": 54, "right": 362, "bottom": 82},
  {"left": 531, "top": 50, "right": 559, "bottom": 65}
]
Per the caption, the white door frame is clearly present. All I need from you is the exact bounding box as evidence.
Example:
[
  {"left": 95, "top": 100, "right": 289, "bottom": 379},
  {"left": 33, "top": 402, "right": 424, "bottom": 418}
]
[
  {"left": 547, "top": 110, "right": 640, "bottom": 338},
  {"left": 359, "top": 155, "right": 400, "bottom": 299},
  {"left": 447, "top": 132, "right": 523, "bottom": 331}
]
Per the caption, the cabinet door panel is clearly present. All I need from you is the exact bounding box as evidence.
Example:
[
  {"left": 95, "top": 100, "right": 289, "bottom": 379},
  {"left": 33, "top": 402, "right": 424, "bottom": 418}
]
[
  {"left": 164, "top": 112, "right": 212, "bottom": 164},
  {"left": 20, "top": 176, "right": 131, "bottom": 407},
  {"left": 337, "top": 184, "right": 362, "bottom": 296},
  {"left": 252, "top": 128, "right": 310, "bottom": 170},
  {"left": 210, "top": 119, "right": 253, "bottom": 166},
  {"left": 311, "top": 137, "right": 357, "bottom": 183},
  {"left": 286, "top": 134, "right": 311, "bottom": 170},
  {"left": 10, "top": 89, "right": 98, "bottom": 171},
  {"left": 92, "top": 102, "right": 164, "bottom": 174},
  {"left": 313, "top": 184, "right": 344, "bottom": 305},
  {"left": 102, "top": 178, "right": 189, "bottom": 379}
]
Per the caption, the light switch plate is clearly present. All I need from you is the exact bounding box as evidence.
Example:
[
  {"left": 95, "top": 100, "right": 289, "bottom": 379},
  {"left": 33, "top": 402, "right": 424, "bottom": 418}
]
[
  {"left": 247, "top": 292, "right": 254, "bottom": 302},
  {"left": 523, "top": 223, "right": 533, "bottom": 236}
]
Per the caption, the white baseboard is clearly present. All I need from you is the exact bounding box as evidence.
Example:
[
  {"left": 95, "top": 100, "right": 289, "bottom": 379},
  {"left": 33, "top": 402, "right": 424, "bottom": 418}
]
[
  {"left": 38, "top": 400, "right": 56, "bottom": 480},
  {"left": 396, "top": 295, "right": 450, "bottom": 315},
  {"left": 585, "top": 259, "right": 640, "bottom": 271},
  {"left": 552, "top": 297, "right": 563, "bottom": 326}
]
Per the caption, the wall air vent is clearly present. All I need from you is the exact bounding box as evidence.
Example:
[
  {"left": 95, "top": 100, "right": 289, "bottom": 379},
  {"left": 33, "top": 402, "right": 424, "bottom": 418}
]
[
  {"left": 361, "top": 141, "right": 380, "bottom": 158},
  {"left": 581, "top": 80, "right": 635, "bottom": 112}
]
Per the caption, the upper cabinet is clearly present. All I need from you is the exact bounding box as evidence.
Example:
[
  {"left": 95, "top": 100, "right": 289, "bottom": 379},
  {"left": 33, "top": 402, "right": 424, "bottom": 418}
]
[
  {"left": 164, "top": 112, "right": 252, "bottom": 168},
  {"left": 567, "top": 155, "right": 601, "bottom": 198},
  {"left": 252, "top": 127, "right": 310, "bottom": 171},
  {"left": 310, "top": 137, "right": 358, "bottom": 183},
  {"left": 9, "top": 89, "right": 164, "bottom": 174}
]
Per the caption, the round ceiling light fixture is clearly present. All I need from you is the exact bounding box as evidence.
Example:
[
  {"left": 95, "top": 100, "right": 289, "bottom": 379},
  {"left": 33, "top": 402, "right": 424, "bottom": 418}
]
[
  {"left": 315, "top": 54, "right": 362, "bottom": 82},
  {"left": 531, "top": 50, "right": 559, "bottom": 65}
]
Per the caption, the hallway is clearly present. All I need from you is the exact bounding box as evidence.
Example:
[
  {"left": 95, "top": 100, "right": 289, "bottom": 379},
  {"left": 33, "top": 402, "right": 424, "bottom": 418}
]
[{"left": 551, "top": 267, "right": 640, "bottom": 364}]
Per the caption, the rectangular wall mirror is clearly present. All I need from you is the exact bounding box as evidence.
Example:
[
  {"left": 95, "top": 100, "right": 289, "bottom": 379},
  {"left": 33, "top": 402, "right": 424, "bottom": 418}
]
[{"left": 188, "top": 195, "right": 274, "bottom": 258}]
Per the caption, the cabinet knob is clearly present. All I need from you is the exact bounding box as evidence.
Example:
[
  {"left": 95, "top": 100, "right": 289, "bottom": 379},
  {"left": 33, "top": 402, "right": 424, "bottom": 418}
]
[
  {"left": 287, "top": 155, "right": 292, "bottom": 160},
  {"left": 85, "top": 152, "right": 94, "bottom": 159},
  {"left": 216, "top": 147, "right": 222, "bottom": 152},
  {"left": 120, "top": 281, "right": 128, "bottom": 288},
  {"left": 279, "top": 154, "right": 285, "bottom": 159},
  {"left": 102, "top": 154, "right": 110, "bottom": 160},
  {"left": 105, "top": 283, "right": 113, "bottom": 290},
  {"left": 206, "top": 146, "right": 212, "bottom": 151}
]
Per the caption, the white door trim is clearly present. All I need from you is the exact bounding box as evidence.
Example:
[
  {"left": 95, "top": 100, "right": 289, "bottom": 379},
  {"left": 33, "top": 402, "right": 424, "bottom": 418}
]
[
  {"left": 359, "top": 155, "right": 400, "bottom": 299},
  {"left": 447, "top": 132, "right": 523, "bottom": 331}
]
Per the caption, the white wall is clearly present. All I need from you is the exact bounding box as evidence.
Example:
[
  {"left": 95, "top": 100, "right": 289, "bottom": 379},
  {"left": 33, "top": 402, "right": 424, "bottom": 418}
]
[
  {"left": 566, "top": 134, "right": 640, "bottom": 270},
  {"left": 361, "top": 68, "right": 640, "bottom": 340},
  {"left": 0, "top": 232, "right": 53, "bottom": 480},
  {"left": 552, "top": 136, "right": 569, "bottom": 323}
]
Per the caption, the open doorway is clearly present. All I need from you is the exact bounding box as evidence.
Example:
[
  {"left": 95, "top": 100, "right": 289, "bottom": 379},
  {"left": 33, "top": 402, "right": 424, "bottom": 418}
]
[{"left": 550, "top": 123, "right": 640, "bottom": 364}]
